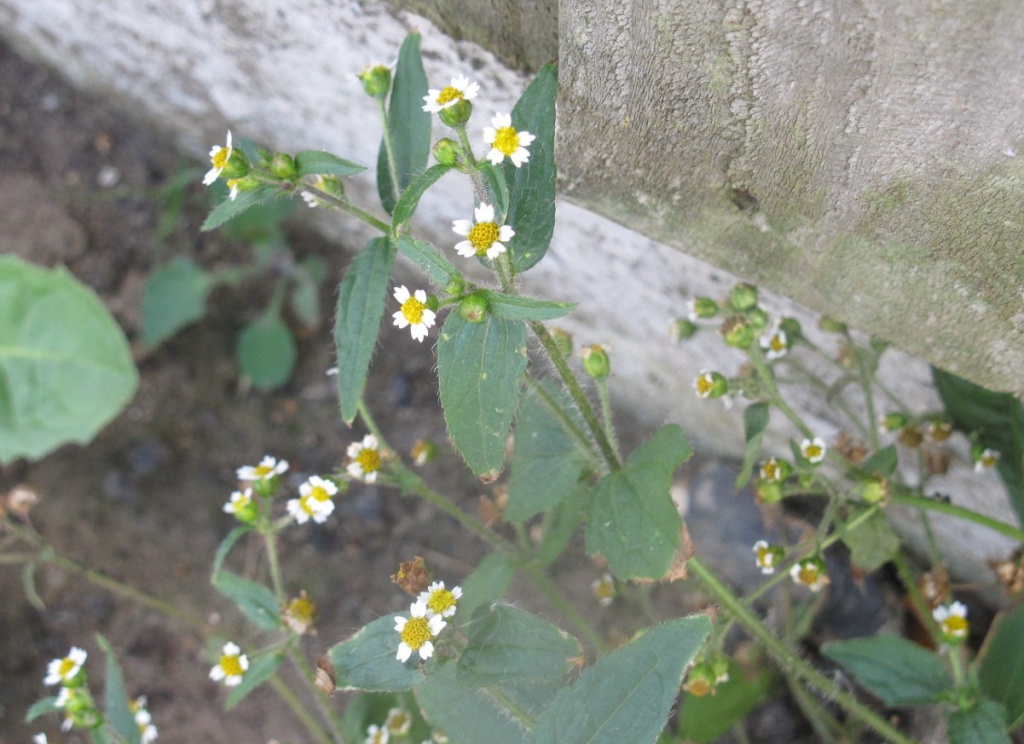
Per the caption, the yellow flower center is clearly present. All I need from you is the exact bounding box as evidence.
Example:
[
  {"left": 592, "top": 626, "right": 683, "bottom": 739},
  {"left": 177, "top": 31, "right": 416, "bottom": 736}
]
[
  {"left": 436, "top": 86, "right": 463, "bottom": 106},
  {"left": 687, "top": 677, "right": 713, "bottom": 697},
  {"left": 401, "top": 296, "right": 426, "bottom": 325},
  {"left": 981, "top": 452, "right": 998, "bottom": 467},
  {"left": 943, "top": 615, "right": 968, "bottom": 638},
  {"left": 696, "top": 375, "right": 713, "bottom": 396},
  {"left": 757, "top": 546, "right": 773, "bottom": 568},
  {"left": 493, "top": 126, "right": 520, "bottom": 155},
  {"left": 254, "top": 464, "right": 273, "bottom": 477},
  {"left": 288, "top": 596, "right": 316, "bottom": 622},
  {"left": 58, "top": 658, "right": 77, "bottom": 679},
  {"left": 401, "top": 616, "right": 431, "bottom": 650},
  {"left": 369, "top": 731, "right": 386, "bottom": 744},
  {"left": 309, "top": 485, "right": 331, "bottom": 502},
  {"left": 356, "top": 448, "right": 381, "bottom": 474},
  {"left": 300, "top": 496, "right": 316, "bottom": 516},
  {"left": 770, "top": 335, "right": 785, "bottom": 352},
  {"left": 427, "top": 588, "right": 457, "bottom": 615},
  {"left": 762, "top": 459, "right": 779, "bottom": 481},
  {"left": 798, "top": 564, "right": 820, "bottom": 585},
  {"left": 387, "top": 712, "right": 411, "bottom": 733},
  {"left": 804, "top": 444, "right": 823, "bottom": 460},
  {"left": 212, "top": 146, "right": 231, "bottom": 169},
  {"left": 468, "top": 222, "right": 500, "bottom": 254},
  {"left": 220, "top": 655, "right": 244, "bottom": 677},
  {"left": 594, "top": 580, "right": 615, "bottom": 600}
]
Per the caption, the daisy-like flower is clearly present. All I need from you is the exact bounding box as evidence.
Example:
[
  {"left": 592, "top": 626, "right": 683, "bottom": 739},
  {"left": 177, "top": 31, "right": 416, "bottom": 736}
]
[
  {"left": 933, "top": 601, "right": 969, "bottom": 643},
  {"left": 800, "top": 437, "right": 827, "bottom": 464},
  {"left": 483, "top": 113, "right": 536, "bottom": 167},
  {"left": 974, "top": 448, "right": 1000, "bottom": 473},
  {"left": 759, "top": 457, "right": 789, "bottom": 483},
  {"left": 237, "top": 455, "right": 289, "bottom": 483},
  {"left": 287, "top": 492, "right": 335, "bottom": 525},
  {"left": 209, "top": 642, "right": 249, "bottom": 687},
  {"left": 347, "top": 434, "right": 383, "bottom": 483},
  {"left": 395, "top": 600, "right": 446, "bottom": 663},
  {"left": 301, "top": 475, "right": 338, "bottom": 505},
  {"left": 223, "top": 488, "right": 255, "bottom": 518},
  {"left": 131, "top": 697, "right": 158, "bottom": 744},
  {"left": 393, "top": 286, "right": 436, "bottom": 342},
  {"left": 365, "top": 724, "right": 390, "bottom": 744},
  {"left": 452, "top": 203, "right": 514, "bottom": 260},
  {"left": 752, "top": 540, "right": 783, "bottom": 575},
  {"left": 693, "top": 370, "right": 727, "bottom": 399},
  {"left": 591, "top": 572, "right": 616, "bottom": 606},
  {"left": 422, "top": 74, "right": 479, "bottom": 113},
  {"left": 45, "top": 646, "right": 87, "bottom": 686},
  {"left": 203, "top": 131, "right": 233, "bottom": 185},
  {"left": 790, "top": 557, "right": 830, "bottom": 592},
  {"left": 385, "top": 707, "right": 412, "bottom": 736},
  {"left": 418, "top": 581, "right": 463, "bottom": 618},
  {"left": 759, "top": 328, "right": 788, "bottom": 360}
]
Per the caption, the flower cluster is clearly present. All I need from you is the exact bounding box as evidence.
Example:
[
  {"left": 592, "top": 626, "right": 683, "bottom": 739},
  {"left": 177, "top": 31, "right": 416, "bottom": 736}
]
[
  {"left": 363, "top": 706, "right": 416, "bottom": 744},
  {"left": 130, "top": 696, "right": 159, "bottom": 744},
  {"left": 395, "top": 581, "right": 462, "bottom": 663}
]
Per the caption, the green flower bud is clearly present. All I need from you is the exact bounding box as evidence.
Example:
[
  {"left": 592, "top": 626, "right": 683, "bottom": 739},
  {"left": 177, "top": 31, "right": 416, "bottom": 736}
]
[
  {"left": 730, "top": 282, "right": 759, "bottom": 312},
  {"left": 433, "top": 138, "right": 460, "bottom": 167},
  {"left": 269, "top": 153, "right": 297, "bottom": 180},
  {"left": 747, "top": 307, "right": 770, "bottom": 331},
  {"left": 357, "top": 64, "right": 392, "bottom": 98},
  {"left": 779, "top": 316, "right": 802, "bottom": 341},
  {"left": 860, "top": 477, "right": 889, "bottom": 505},
  {"left": 819, "top": 315, "right": 848, "bottom": 334},
  {"left": 877, "top": 412, "right": 908, "bottom": 432},
  {"left": 424, "top": 293, "right": 440, "bottom": 312},
  {"left": 459, "top": 292, "right": 488, "bottom": 323},
  {"left": 582, "top": 344, "right": 611, "bottom": 380},
  {"left": 227, "top": 175, "right": 261, "bottom": 194},
  {"left": 720, "top": 315, "right": 755, "bottom": 349},
  {"left": 756, "top": 479, "right": 784, "bottom": 504},
  {"left": 673, "top": 319, "right": 698, "bottom": 340},
  {"left": 444, "top": 274, "right": 466, "bottom": 296},
  {"left": 693, "top": 370, "right": 729, "bottom": 399},
  {"left": 221, "top": 149, "right": 250, "bottom": 181},
  {"left": 549, "top": 327, "right": 574, "bottom": 357},
  {"left": 690, "top": 296, "right": 720, "bottom": 319},
  {"left": 438, "top": 99, "right": 473, "bottom": 128}
]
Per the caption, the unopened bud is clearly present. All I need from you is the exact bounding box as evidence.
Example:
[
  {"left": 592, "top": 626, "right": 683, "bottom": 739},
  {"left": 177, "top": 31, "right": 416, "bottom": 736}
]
[
  {"left": 673, "top": 319, "right": 698, "bottom": 340},
  {"left": 877, "top": 412, "right": 908, "bottom": 432},
  {"left": 690, "top": 296, "right": 720, "bottom": 319},
  {"left": 779, "top": 316, "right": 802, "bottom": 341},
  {"left": 582, "top": 344, "right": 611, "bottom": 379},
  {"left": 730, "top": 282, "right": 759, "bottom": 312},
  {"left": 459, "top": 292, "right": 488, "bottom": 323},
  {"left": 438, "top": 99, "right": 473, "bottom": 128},
  {"left": 269, "top": 153, "right": 297, "bottom": 180},
  {"left": 860, "top": 477, "right": 889, "bottom": 505},
  {"left": 720, "top": 315, "right": 755, "bottom": 349},
  {"left": 357, "top": 64, "right": 392, "bottom": 98},
  {"left": 549, "top": 327, "right": 573, "bottom": 357},
  {"left": 756, "top": 479, "right": 784, "bottom": 504},
  {"left": 747, "top": 307, "right": 770, "bottom": 331},
  {"left": 433, "top": 138, "right": 460, "bottom": 167}
]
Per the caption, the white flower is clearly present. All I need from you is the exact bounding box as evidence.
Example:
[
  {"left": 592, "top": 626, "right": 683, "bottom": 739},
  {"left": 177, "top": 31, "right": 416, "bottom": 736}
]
[
  {"left": 422, "top": 74, "right": 479, "bottom": 113},
  {"left": 933, "top": 601, "right": 969, "bottom": 642},
  {"left": 790, "top": 557, "right": 829, "bottom": 592},
  {"left": 237, "top": 455, "right": 289, "bottom": 482},
  {"left": 45, "top": 646, "right": 87, "bottom": 686},
  {"left": 759, "top": 328, "right": 788, "bottom": 360},
  {"left": 483, "top": 113, "right": 536, "bottom": 167},
  {"left": 223, "top": 488, "right": 253, "bottom": 515},
  {"left": 287, "top": 493, "right": 334, "bottom": 524},
  {"left": 753, "top": 540, "right": 780, "bottom": 575},
  {"left": 365, "top": 723, "right": 390, "bottom": 744},
  {"left": 203, "top": 131, "right": 233, "bottom": 185},
  {"left": 452, "top": 202, "right": 514, "bottom": 260},
  {"left": 395, "top": 601, "right": 447, "bottom": 663},
  {"left": 55, "top": 687, "right": 73, "bottom": 708},
  {"left": 209, "top": 642, "right": 249, "bottom": 687},
  {"left": 591, "top": 573, "right": 616, "bottom": 607},
  {"left": 417, "top": 581, "right": 463, "bottom": 618},
  {"left": 385, "top": 707, "right": 412, "bottom": 735},
  {"left": 393, "top": 286, "right": 436, "bottom": 342},
  {"left": 974, "top": 448, "right": 1000, "bottom": 473},
  {"left": 347, "top": 434, "right": 382, "bottom": 483},
  {"left": 800, "top": 437, "right": 827, "bottom": 464}
]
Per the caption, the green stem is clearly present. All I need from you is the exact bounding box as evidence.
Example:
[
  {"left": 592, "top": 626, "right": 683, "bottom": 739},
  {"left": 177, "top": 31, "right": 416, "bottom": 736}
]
[
  {"left": 268, "top": 674, "right": 333, "bottom": 744},
  {"left": 299, "top": 183, "right": 390, "bottom": 233},
  {"left": 785, "top": 669, "right": 843, "bottom": 742},
  {"left": 848, "top": 335, "right": 880, "bottom": 452},
  {"left": 596, "top": 378, "right": 622, "bottom": 462},
  {"left": 289, "top": 647, "right": 347, "bottom": 743},
  {"left": 889, "top": 490, "right": 1024, "bottom": 543},
  {"left": 749, "top": 350, "right": 813, "bottom": 439},
  {"left": 263, "top": 529, "right": 287, "bottom": 606},
  {"left": 378, "top": 98, "right": 403, "bottom": 209},
  {"left": 781, "top": 357, "right": 873, "bottom": 442}
]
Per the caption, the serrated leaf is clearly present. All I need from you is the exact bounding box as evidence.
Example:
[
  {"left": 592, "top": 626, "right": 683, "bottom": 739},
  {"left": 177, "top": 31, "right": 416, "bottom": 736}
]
[
  {"left": 378, "top": 33, "right": 430, "bottom": 213},
  {"left": 96, "top": 635, "right": 142, "bottom": 744},
  {"left": 394, "top": 235, "right": 458, "bottom": 288},
  {"left": 141, "top": 258, "right": 212, "bottom": 347},
  {"left": 456, "top": 604, "right": 580, "bottom": 686},
  {"left": 503, "top": 63, "right": 557, "bottom": 273},
  {"left": 458, "top": 553, "right": 515, "bottom": 620},
  {"left": 335, "top": 237, "right": 397, "bottom": 423},
  {"left": 841, "top": 508, "right": 900, "bottom": 572},
  {"left": 507, "top": 381, "right": 585, "bottom": 520},
  {"left": 677, "top": 662, "right": 776, "bottom": 743},
  {"left": 737, "top": 402, "right": 770, "bottom": 488},
  {"left": 480, "top": 291, "right": 577, "bottom": 322},
  {"left": 225, "top": 652, "right": 284, "bottom": 710},
  {"left": 329, "top": 613, "right": 426, "bottom": 692},
  {"left": 437, "top": 312, "right": 528, "bottom": 477},
  {"left": 416, "top": 662, "right": 533, "bottom": 743},
  {"left": 585, "top": 424, "right": 691, "bottom": 580},
  {"left": 822, "top": 635, "right": 952, "bottom": 706},
  {"left": 25, "top": 696, "right": 60, "bottom": 722},
  {"left": 294, "top": 150, "right": 365, "bottom": 178},
  {"left": 202, "top": 185, "right": 279, "bottom": 231},
  {"left": 978, "top": 603, "right": 1024, "bottom": 729},
  {"left": 391, "top": 163, "right": 452, "bottom": 231},
  {"left": 948, "top": 698, "right": 1011, "bottom": 744},
  {"left": 532, "top": 616, "right": 712, "bottom": 744},
  {"left": 0, "top": 257, "right": 138, "bottom": 464},
  {"left": 236, "top": 314, "right": 297, "bottom": 390},
  {"left": 213, "top": 571, "right": 281, "bottom": 631}
]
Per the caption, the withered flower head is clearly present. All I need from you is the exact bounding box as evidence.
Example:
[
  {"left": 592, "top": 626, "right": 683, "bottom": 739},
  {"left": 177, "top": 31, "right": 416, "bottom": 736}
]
[{"left": 391, "top": 556, "right": 432, "bottom": 596}]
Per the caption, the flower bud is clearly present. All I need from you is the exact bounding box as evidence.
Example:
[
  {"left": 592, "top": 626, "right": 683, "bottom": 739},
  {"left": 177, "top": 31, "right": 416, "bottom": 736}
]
[
  {"left": 410, "top": 439, "right": 438, "bottom": 466},
  {"left": 756, "top": 479, "right": 784, "bottom": 504},
  {"left": 459, "top": 292, "right": 488, "bottom": 323},
  {"left": 438, "top": 99, "right": 473, "bottom": 128},
  {"left": 549, "top": 327, "right": 573, "bottom": 357},
  {"left": 720, "top": 315, "right": 755, "bottom": 349},
  {"left": 582, "top": 344, "right": 611, "bottom": 380},
  {"left": 690, "top": 296, "right": 720, "bottom": 319},
  {"left": 693, "top": 370, "right": 729, "bottom": 399},
  {"left": 730, "top": 282, "right": 759, "bottom": 312},
  {"left": 673, "top": 319, "right": 698, "bottom": 340},
  {"left": 227, "top": 175, "right": 261, "bottom": 195},
  {"left": 357, "top": 64, "right": 392, "bottom": 98},
  {"left": 221, "top": 149, "right": 250, "bottom": 180},
  {"left": 269, "top": 153, "right": 297, "bottom": 180},
  {"left": 747, "top": 307, "right": 770, "bottom": 331},
  {"left": 779, "top": 316, "right": 802, "bottom": 341},
  {"left": 432, "top": 138, "right": 460, "bottom": 167},
  {"left": 443, "top": 274, "right": 466, "bottom": 296},
  {"left": 860, "top": 476, "right": 889, "bottom": 504},
  {"left": 819, "top": 315, "right": 848, "bottom": 334},
  {"left": 877, "top": 412, "right": 908, "bottom": 432},
  {"left": 898, "top": 426, "right": 924, "bottom": 448}
]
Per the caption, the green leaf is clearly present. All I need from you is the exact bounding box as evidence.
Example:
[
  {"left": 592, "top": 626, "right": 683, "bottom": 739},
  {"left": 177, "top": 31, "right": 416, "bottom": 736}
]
[
  {"left": 335, "top": 237, "right": 397, "bottom": 423},
  {"left": 737, "top": 402, "right": 770, "bottom": 488},
  {"left": 536, "top": 483, "right": 587, "bottom": 567},
  {"left": 0, "top": 257, "right": 138, "bottom": 464},
  {"left": 415, "top": 662, "right": 533, "bottom": 743},
  {"left": 220, "top": 192, "right": 294, "bottom": 244},
  {"left": 841, "top": 508, "right": 900, "bottom": 572},
  {"left": 978, "top": 603, "right": 1024, "bottom": 729},
  {"left": 437, "top": 312, "right": 528, "bottom": 477},
  {"left": 236, "top": 314, "right": 297, "bottom": 390},
  {"left": 479, "top": 291, "right": 577, "bottom": 322},
  {"left": 585, "top": 424, "right": 691, "bottom": 580},
  {"left": 329, "top": 613, "right": 426, "bottom": 692},
  {"left": 96, "top": 635, "right": 142, "bottom": 744},
  {"left": 202, "top": 185, "right": 279, "bottom": 231},
  {"left": 677, "top": 662, "right": 776, "bottom": 743},
  {"left": 458, "top": 553, "right": 515, "bottom": 620},
  {"left": 294, "top": 150, "right": 365, "bottom": 178},
  {"left": 212, "top": 571, "right": 281, "bottom": 631},
  {"left": 211, "top": 524, "right": 252, "bottom": 576},
  {"left": 948, "top": 698, "right": 1011, "bottom": 744},
  {"left": 394, "top": 235, "right": 459, "bottom": 288},
  {"left": 822, "top": 635, "right": 953, "bottom": 706},
  {"left": 532, "top": 616, "right": 713, "bottom": 744},
  {"left": 225, "top": 652, "right": 284, "bottom": 710},
  {"left": 856, "top": 444, "right": 899, "bottom": 479},
  {"left": 933, "top": 367, "right": 1024, "bottom": 526},
  {"left": 507, "top": 381, "right": 586, "bottom": 520},
  {"left": 377, "top": 32, "right": 430, "bottom": 214},
  {"left": 391, "top": 163, "right": 452, "bottom": 231},
  {"left": 478, "top": 161, "right": 510, "bottom": 219},
  {"left": 91, "top": 729, "right": 112, "bottom": 744},
  {"left": 141, "top": 258, "right": 212, "bottom": 346},
  {"left": 25, "top": 696, "right": 60, "bottom": 722},
  {"left": 503, "top": 63, "right": 557, "bottom": 273},
  {"left": 456, "top": 604, "right": 581, "bottom": 686}
]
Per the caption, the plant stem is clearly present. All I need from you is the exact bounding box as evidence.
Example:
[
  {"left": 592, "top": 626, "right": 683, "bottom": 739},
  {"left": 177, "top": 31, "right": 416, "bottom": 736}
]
[
  {"left": 289, "top": 647, "right": 347, "bottom": 743},
  {"left": 299, "top": 183, "right": 390, "bottom": 233},
  {"left": 889, "top": 490, "right": 1024, "bottom": 542},
  {"left": 268, "top": 674, "right": 333, "bottom": 744},
  {"left": 596, "top": 378, "right": 622, "bottom": 462},
  {"left": 748, "top": 350, "right": 814, "bottom": 439}
]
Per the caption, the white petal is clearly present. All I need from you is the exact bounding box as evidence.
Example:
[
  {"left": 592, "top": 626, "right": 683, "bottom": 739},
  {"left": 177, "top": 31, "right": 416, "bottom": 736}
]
[
  {"left": 421, "top": 309, "right": 436, "bottom": 327},
  {"left": 454, "top": 240, "right": 476, "bottom": 257},
  {"left": 463, "top": 81, "right": 480, "bottom": 99},
  {"left": 394, "top": 285, "right": 411, "bottom": 303},
  {"left": 451, "top": 74, "right": 469, "bottom": 89},
  {"left": 418, "top": 641, "right": 435, "bottom": 660},
  {"left": 413, "top": 289, "right": 428, "bottom": 303},
  {"left": 497, "top": 225, "right": 515, "bottom": 241},
  {"left": 394, "top": 311, "right": 410, "bottom": 328},
  {"left": 203, "top": 167, "right": 221, "bottom": 185},
  {"left": 486, "top": 243, "right": 507, "bottom": 259},
  {"left": 510, "top": 149, "right": 530, "bottom": 167},
  {"left": 474, "top": 202, "right": 495, "bottom": 223},
  {"left": 482, "top": 126, "right": 497, "bottom": 144},
  {"left": 397, "top": 643, "right": 412, "bottom": 662},
  {"left": 210, "top": 666, "right": 225, "bottom": 681},
  {"left": 452, "top": 219, "right": 473, "bottom": 236},
  {"left": 487, "top": 148, "right": 505, "bottom": 165},
  {"left": 225, "top": 130, "right": 232, "bottom": 149},
  {"left": 518, "top": 131, "right": 536, "bottom": 146},
  {"left": 411, "top": 324, "right": 427, "bottom": 342},
  {"left": 492, "top": 112, "right": 512, "bottom": 128}
]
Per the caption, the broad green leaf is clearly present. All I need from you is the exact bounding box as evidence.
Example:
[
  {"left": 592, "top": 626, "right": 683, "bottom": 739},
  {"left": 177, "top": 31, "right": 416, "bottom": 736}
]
[
  {"left": 213, "top": 571, "right": 281, "bottom": 631},
  {"left": 841, "top": 508, "right": 900, "bottom": 572},
  {"left": 394, "top": 235, "right": 458, "bottom": 288},
  {"left": 933, "top": 367, "right": 1024, "bottom": 526},
  {"left": 456, "top": 604, "right": 580, "bottom": 686},
  {"left": 536, "top": 483, "right": 587, "bottom": 567},
  {"left": 677, "top": 662, "right": 776, "bottom": 743},
  {"left": 91, "top": 729, "right": 112, "bottom": 744},
  {"left": 948, "top": 698, "right": 1011, "bottom": 744},
  {"left": 290, "top": 273, "right": 320, "bottom": 327},
  {"left": 141, "top": 258, "right": 212, "bottom": 346},
  {"left": 978, "top": 603, "right": 1024, "bottom": 729},
  {"left": 335, "top": 237, "right": 397, "bottom": 423},
  {"left": 437, "top": 312, "right": 528, "bottom": 477},
  {"left": 478, "top": 161, "right": 510, "bottom": 219},
  {"left": 391, "top": 163, "right": 452, "bottom": 231},
  {"left": 737, "top": 402, "right": 770, "bottom": 488},
  {"left": 202, "top": 185, "right": 279, "bottom": 231},
  {"left": 329, "top": 613, "right": 426, "bottom": 692},
  {"left": 211, "top": 525, "right": 252, "bottom": 576},
  {"left": 25, "top": 696, "right": 60, "bottom": 722},
  {"left": 458, "top": 553, "right": 515, "bottom": 620},
  {"left": 0, "top": 257, "right": 138, "bottom": 464},
  {"left": 503, "top": 63, "right": 557, "bottom": 273},
  {"left": 585, "top": 424, "right": 691, "bottom": 580},
  {"left": 236, "top": 314, "right": 297, "bottom": 390},
  {"left": 508, "top": 381, "right": 586, "bottom": 520},
  {"left": 225, "top": 652, "right": 284, "bottom": 710},
  {"left": 479, "top": 291, "right": 577, "bottom": 322},
  {"left": 377, "top": 32, "right": 430, "bottom": 214},
  {"left": 822, "top": 635, "right": 952, "bottom": 706},
  {"left": 96, "top": 635, "right": 142, "bottom": 744},
  {"left": 532, "top": 615, "right": 712, "bottom": 744},
  {"left": 294, "top": 150, "right": 365, "bottom": 178},
  {"left": 856, "top": 444, "right": 899, "bottom": 479}
]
